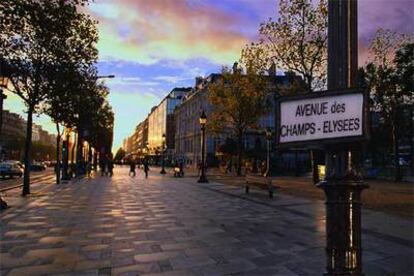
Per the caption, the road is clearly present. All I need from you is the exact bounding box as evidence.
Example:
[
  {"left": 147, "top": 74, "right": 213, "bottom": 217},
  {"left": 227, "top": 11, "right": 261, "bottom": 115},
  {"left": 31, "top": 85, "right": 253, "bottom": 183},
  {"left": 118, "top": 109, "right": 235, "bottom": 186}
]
[
  {"left": 0, "top": 168, "right": 55, "bottom": 192},
  {"left": 0, "top": 167, "right": 412, "bottom": 275}
]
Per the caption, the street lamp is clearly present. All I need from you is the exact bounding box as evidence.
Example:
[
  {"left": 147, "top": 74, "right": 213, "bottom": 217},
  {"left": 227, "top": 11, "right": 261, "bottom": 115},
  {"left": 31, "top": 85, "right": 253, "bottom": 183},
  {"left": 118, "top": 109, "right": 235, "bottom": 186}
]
[
  {"left": 0, "top": 64, "right": 9, "bottom": 209},
  {"left": 198, "top": 111, "right": 208, "bottom": 183},
  {"left": 263, "top": 127, "right": 272, "bottom": 177},
  {"left": 0, "top": 65, "right": 10, "bottom": 137},
  {"left": 160, "top": 134, "right": 166, "bottom": 174}
]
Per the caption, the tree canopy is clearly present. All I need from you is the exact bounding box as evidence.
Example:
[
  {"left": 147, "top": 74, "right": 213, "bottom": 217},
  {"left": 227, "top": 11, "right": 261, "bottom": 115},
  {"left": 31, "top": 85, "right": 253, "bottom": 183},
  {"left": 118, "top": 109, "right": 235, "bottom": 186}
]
[
  {"left": 242, "top": 0, "right": 328, "bottom": 92},
  {"left": 0, "top": 0, "right": 114, "bottom": 193},
  {"left": 208, "top": 63, "right": 270, "bottom": 175}
]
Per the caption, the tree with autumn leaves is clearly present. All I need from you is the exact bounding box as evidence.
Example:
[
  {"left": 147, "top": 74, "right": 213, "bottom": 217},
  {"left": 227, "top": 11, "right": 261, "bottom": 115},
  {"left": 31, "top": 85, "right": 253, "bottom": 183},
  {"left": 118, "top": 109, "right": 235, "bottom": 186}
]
[{"left": 208, "top": 62, "right": 270, "bottom": 176}]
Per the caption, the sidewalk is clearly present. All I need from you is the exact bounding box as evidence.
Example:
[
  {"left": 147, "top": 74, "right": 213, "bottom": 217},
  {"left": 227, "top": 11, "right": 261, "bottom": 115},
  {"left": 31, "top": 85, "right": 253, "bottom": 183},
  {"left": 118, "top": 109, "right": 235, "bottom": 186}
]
[
  {"left": 205, "top": 168, "right": 414, "bottom": 218},
  {"left": 0, "top": 168, "right": 412, "bottom": 275}
]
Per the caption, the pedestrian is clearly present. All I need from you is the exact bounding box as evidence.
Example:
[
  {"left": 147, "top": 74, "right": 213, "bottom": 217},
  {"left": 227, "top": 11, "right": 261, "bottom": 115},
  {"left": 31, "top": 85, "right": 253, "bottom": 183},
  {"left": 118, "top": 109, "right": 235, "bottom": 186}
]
[
  {"left": 179, "top": 161, "right": 184, "bottom": 177},
  {"left": 86, "top": 162, "right": 92, "bottom": 178},
  {"left": 129, "top": 160, "right": 136, "bottom": 177},
  {"left": 108, "top": 157, "right": 114, "bottom": 177},
  {"left": 143, "top": 159, "right": 149, "bottom": 178},
  {"left": 225, "top": 159, "right": 232, "bottom": 174},
  {"left": 99, "top": 155, "right": 106, "bottom": 176}
]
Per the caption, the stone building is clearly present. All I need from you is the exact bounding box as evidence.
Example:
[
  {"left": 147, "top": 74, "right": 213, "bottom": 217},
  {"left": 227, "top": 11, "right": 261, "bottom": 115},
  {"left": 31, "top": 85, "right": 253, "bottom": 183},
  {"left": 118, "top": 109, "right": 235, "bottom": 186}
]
[
  {"left": 0, "top": 110, "right": 25, "bottom": 143},
  {"left": 174, "top": 69, "right": 295, "bottom": 169}
]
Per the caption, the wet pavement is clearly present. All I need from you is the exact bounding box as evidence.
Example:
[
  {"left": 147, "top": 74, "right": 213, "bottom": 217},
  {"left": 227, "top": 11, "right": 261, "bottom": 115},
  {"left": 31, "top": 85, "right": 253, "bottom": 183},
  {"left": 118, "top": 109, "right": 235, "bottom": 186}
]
[{"left": 0, "top": 167, "right": 412, "bottom": 275}]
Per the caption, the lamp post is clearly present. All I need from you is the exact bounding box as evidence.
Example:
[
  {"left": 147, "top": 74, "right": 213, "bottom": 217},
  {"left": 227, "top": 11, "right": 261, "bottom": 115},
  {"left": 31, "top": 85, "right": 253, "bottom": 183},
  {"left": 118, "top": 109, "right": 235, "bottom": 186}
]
[
  {"left": 160, "top": 134, "right": 166, "bottom": 174},
  {"left": 316, "top": 1, "right": 368, "bottom": 275},
  {"left": 198, "top": 111, "right": 208, "bottom": 183},
  {"left": 0, "top": 61, "right": 10, "bottom": 210},
  {"left": 263, "top": 127, "right": 272, "bottom": 177},
  {"left": 0, "top": 63, "right": 10, "bottom": 138}
]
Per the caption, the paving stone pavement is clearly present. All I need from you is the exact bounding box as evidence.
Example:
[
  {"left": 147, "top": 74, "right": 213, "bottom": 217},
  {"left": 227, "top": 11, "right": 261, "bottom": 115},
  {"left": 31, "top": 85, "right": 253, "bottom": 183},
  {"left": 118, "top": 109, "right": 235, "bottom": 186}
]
[{"left": 0, "top": 167, "right": 412, "bottom": 276}]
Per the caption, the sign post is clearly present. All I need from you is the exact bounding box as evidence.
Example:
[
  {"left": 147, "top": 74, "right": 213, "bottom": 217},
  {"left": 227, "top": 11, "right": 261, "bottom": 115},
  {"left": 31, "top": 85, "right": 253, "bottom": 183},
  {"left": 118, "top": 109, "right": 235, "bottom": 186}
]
[
  {"left": 277, "top": 88, "right": 368, "bottom": 275},
  {"left": 280, "top": 0, "right": 371, "bottom": 275}
]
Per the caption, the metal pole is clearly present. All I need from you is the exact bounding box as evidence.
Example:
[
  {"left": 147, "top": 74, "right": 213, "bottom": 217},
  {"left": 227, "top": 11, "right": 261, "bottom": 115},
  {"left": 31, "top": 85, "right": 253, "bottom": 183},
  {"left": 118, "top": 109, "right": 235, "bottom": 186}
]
[
  {"left": 160, "top": 141, "right": 166, "bottom": 174},
  {"left": 0, "top": 89, "right": 5, "bottom": 137},
  {"left": 0, "top": 88, "right": 7, "bottom": 209},
  {"left": 317, "top": 1, "right": 368, "bottom": 275},
  {"left": 198, "top": 125, "right": 208, "bottom": 183}
]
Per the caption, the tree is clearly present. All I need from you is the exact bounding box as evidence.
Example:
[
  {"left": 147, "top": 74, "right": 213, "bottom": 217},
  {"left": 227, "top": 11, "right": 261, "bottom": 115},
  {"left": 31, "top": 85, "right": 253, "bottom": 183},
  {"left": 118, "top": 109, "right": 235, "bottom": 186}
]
[
  {"left": 114, "top": 148, "right": 126, "bottom": 162},
  {"left": 363, "top": 28, "right": 413, "bottom": 181},
  {"left": 42, "top": 5, "right": 98, "bottom": 184},
  {"left": 208, "top": 63, "right": 270, "bottom": 176},
  {"left": 244, "top": 0, "right": 327, "bottom": 92},
  {"left": 243, "top": 0, "right": 328, "bottom": 183},
  {"left": 0, "top": 0, "right": 93, "bottom": 195}
]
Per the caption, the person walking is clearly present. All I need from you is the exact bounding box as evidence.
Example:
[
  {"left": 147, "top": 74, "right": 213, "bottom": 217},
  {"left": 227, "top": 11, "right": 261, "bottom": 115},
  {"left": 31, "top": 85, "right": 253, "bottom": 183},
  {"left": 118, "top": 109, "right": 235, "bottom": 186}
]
[
  {"left": 100, "top": 155, "right": 106, "bottom": 176},
  {"left": 108, "top": 155, "right": 114, "bottom": 177},
  {"left": 143, "top": 159, "right": 149, "bottom": 178},
  {"left": 129, "top": 160, "right": 136, "bottom": 177},
  {"left": 86, "top": 162, "right": 92, "bottom": 178}
]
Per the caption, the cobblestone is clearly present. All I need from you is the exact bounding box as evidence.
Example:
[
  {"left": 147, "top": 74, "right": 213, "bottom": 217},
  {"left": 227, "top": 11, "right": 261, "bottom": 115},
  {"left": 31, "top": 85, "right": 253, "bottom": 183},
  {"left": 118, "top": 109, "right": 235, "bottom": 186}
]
[{"left": 0, "top": 167, "right": 412, "bottom": 275}]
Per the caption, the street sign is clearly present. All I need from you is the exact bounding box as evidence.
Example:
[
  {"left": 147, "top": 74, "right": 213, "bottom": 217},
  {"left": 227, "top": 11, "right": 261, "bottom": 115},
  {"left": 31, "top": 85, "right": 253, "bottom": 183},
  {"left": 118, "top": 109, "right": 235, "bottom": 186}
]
[{"left": 276, "top": 89, "right": 367, "bottom": 146}]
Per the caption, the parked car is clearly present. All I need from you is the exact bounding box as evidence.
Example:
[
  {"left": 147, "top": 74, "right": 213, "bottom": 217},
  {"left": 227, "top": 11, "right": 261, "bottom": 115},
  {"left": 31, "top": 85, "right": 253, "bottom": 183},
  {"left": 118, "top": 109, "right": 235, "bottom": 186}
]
[
  {"left": 44, "top": 161, "right": 57, "bottom": 167},
  {"left": 5, "top": 160, "right": 24, "bottom": 170},
  {"left": 30, "top": 162, "right": 47, "bottom": 171},
  {"left": 0, "top": 162, "right": 23, "bottom": 179}
]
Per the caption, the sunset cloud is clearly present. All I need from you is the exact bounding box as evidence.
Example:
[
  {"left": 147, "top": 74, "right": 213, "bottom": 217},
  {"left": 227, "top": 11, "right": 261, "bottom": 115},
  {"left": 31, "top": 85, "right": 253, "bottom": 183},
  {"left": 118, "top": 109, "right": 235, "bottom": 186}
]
[
  {"left": 89, "top": 0, "right": 252, "bottom": 65},
  {"left": 88, "top": 0, "right": 414, "bottom": 151}
]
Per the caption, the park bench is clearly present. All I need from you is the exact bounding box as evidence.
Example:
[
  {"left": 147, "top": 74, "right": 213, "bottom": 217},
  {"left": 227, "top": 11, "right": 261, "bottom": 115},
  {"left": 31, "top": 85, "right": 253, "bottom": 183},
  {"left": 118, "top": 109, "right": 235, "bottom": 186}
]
[{"left": 245, "top": 174, "right": 276, "bottom": 198}]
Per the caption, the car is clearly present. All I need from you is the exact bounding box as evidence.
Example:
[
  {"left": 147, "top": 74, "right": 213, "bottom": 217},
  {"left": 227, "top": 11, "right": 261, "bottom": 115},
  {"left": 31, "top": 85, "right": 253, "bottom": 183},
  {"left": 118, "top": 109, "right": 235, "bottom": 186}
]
[
  {"left": 0, "top": 162, "right": 23, "bottom": 179},
  {"left": 5, "top": 160, "right": 24, "bottom": 170},
  {"left": 30, "top": 162, "right": 47, "bottom": 171}
]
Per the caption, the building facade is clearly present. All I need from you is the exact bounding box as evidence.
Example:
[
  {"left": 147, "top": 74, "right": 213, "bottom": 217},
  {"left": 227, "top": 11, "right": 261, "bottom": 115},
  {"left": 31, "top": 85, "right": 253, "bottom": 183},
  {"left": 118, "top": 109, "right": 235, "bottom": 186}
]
[
  {"left": 147, "top": 87, "right": 191, "bottom": 155},
  {"left": 1, "top": 110, "right": 58, "bottom": 160},
  {"left": 0, "top": 110, "right": 25, "bottom": 144},
  {"left": 174, "top": 71, "right": 292, "bottom": 169},
  {"left": 174, "top": 74, "right": 220, "bottom": 167}
]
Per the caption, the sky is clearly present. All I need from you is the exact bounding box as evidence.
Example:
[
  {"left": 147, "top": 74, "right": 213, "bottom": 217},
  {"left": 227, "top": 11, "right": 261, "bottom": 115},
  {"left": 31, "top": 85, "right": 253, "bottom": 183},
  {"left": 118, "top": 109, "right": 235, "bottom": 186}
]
[{"left": 4, "top": 0, "right": 414, "bottom": 153}]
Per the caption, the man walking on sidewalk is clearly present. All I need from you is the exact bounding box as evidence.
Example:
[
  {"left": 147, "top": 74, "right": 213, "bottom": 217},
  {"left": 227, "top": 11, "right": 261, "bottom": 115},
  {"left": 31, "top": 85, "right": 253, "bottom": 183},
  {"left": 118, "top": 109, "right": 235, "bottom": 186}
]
[
  {"left": 129, "top": 159, "right": 136, "bottom": 177},
  {"left": 143, "top": 159, "right": 149, "bottom": 178}
]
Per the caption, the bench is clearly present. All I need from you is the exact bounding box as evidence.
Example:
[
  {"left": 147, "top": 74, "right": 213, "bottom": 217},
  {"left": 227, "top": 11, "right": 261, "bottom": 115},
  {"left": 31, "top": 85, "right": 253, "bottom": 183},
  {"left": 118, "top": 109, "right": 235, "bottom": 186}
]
[{"left": 245, "top": 174, "right": 276, "bottom": 198}]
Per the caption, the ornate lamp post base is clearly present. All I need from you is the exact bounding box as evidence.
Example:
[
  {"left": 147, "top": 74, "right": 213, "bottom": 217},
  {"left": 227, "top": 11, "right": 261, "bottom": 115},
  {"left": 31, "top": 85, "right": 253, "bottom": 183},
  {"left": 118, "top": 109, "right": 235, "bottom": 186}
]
[
  {"left": 318, "top": 180, "right": 368, "bottom": 275},
  {"left": 317, "top": 147, "right": 368, "bottom": 276}
]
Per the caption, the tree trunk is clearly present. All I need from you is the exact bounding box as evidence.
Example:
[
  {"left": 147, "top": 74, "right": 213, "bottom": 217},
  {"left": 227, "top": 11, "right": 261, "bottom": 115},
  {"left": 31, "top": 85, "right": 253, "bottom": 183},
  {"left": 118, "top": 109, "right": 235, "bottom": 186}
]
[
  {"left": 392, "top": 115, "right": 401, "bottom": 182},
  {"left": 55, "top": 123, "right": 61, "bottom": 184},
  {"left": 237, "top": 131, "right": 243, "bottom": 176},
  {"left": 22, "top": 105, "right": 34, "bottom": 196}
]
